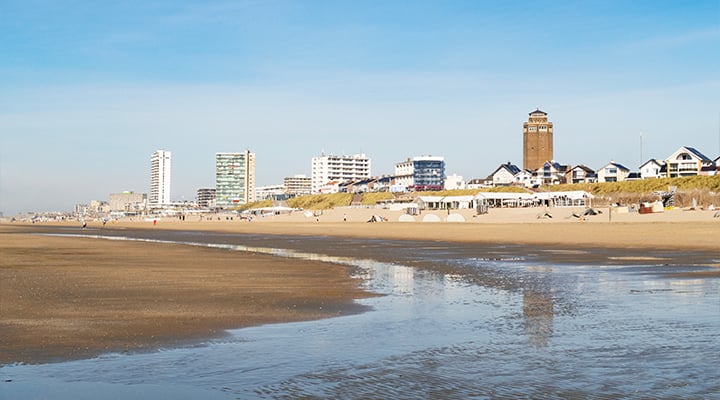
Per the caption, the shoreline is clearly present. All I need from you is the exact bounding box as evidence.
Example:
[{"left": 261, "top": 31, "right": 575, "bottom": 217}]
[
  {"left": 16, "top": 204, "right": 718, "bottom": 251},
  {"left": 2, "top": 208, "right": 718, "bottom": 365},
  {"left": 0, "top": 226, "right": 375, "bottom": 365}
]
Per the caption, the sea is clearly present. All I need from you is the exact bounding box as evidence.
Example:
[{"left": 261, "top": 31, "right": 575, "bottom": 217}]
[{"left": 1, "top": 229, "right": 719, "bottom": 399}]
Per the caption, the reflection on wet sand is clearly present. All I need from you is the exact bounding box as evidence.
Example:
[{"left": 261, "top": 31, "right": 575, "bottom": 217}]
[
  {"left": 522, "top": 268, "right": 555, "bottom": 349},
  {"left": 3, "top": 228, "right": 717, "bottom": 399}
]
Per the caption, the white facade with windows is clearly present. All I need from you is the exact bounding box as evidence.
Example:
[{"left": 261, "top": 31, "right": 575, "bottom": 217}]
[
  {"left": 284, "top": 174, "right": 312, "bottom": 196},
  {"left": 394, "top": 156, "right": 446, "bottom": 191},
  {"left": 311, "top": 153, "right": 371, "bottom": 193},
  {"left": 444, "top": 174, "right": 466, "bottom": 190},
  {"left": 150, "top": 150, "right": 171, "bottom": 205},
  {"left": 196, "top": 188, "right": 216, "bottom": 209},
  {"left": 255, "top": 184, "right": 285, "bottom": 200},
  {"left": 664, "top": 146, "right": 713, "bottom": 178},
  {"left": 394, "top": 158, "right": 414, "bottom": 189},
  {"left": 597, "top": 161, "right": 630, "bottom": 182},
  {"left": 639, "top": 159, "right": 665, "bottom": 179}
]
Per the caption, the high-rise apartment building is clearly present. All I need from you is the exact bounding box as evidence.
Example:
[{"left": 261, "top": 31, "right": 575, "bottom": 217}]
[
  {"left": 394, "top": 156, "right": 446, "bottom": 191},
  {"left": 150, "top": 150, "right": 171, "bottom": 205},
  {"left": 311, "top": 153, "right": 370, "bottom": 193},
  {"left": 215, "top": 150, "right": 256, "bottom": 208},
  {"left": 523, "top": 109, "right": 554, "bottom": 171},
  {"left": 284, "top": 174, "right": 312, "bottom": 197}
]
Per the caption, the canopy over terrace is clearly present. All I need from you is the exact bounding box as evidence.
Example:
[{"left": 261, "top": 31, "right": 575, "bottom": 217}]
[
  {"left": 533, "top": 191, "right": 594, "bottom": 207},
  {"left": 474, "top": 191, "right": 593, "bottom": 208},
  {"left": 416, "top": 195, "right": 477, "bottom": 210}
]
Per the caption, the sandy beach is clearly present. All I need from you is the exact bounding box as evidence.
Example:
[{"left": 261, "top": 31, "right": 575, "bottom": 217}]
[
  {"left": 95, "top": 205, "right": 719, "bottom": 250},
  {"left": 2, "top": 206, "right": 718, "bottom": 365},
  {"left": 0, "top": 226, "right": 374, "bottom": 365}
]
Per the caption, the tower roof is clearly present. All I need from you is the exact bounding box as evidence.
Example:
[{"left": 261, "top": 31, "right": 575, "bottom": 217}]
[{"left": 529, "top": 108, "right": 547, "bottom": 115}]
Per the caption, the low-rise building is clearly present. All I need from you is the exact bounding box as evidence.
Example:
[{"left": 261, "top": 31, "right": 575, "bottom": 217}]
[
  {"left": 597, "top": 161, "right": 631, "bottom": 182},
  {"left": 255, "top": 184, "right": 285, "bottom": 200},
  {"left": 639, "top": 159, "right": 665, "bottom": 179},
  {"left": 318, "top": 180, "right": 341, "bottom": 194},
  {"left": 196, "top": 188, "right": 216, "bottom": 209},
  {"left": 535, "top": 161, "right": 569, "bottom": 185},
  {"left": 489, "top": 163, "right": 521, "bottom": 186},
  {"left": 664, "top": 146, "right": 714, "bottom": 177},
  {"left": 444, "top": 174, "right": 466, "bottom": 190},
  {"left": 566, "top": 165, "right": 596, "bottom": 184},
  {"left": 513, "top": 169, "right": 537, "bottom": 188},
  {"left": 109, "top": 191, "right": 147, "bottom": 213}
]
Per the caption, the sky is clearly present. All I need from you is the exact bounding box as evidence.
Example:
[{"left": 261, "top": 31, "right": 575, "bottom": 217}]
[{"left": 1, "top": 0, "right": 719, "bottom": 215}]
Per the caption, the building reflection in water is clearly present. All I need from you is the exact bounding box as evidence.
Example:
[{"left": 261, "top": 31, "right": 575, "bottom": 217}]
[{"left": 523, "top": 267, "right": 555, "bottom": 348}]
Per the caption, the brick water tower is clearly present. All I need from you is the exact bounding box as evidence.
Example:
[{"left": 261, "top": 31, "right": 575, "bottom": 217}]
[{"left": 522, "top": 108, "right": 554, "bottom": 171}]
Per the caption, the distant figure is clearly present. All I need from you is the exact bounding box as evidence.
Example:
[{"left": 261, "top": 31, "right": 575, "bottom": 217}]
[
  {"left": 153, "top": 219, "right": 157, "bottom": 226},
  {"left": 343, "top": 213, "right": 347, "bottom": 222},
  {"left": 82, "top": 221, "right": 87, "bottom": 229}
]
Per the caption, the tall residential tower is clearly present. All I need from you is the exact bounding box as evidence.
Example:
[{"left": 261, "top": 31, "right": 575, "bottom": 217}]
[
  {"left": 150, "top": 150, "right": 171, "bottom": 205},
  {"left": 215, "top": 150, "right": 256, "bottom": 208},
  {"left": 522, "top": 109, "right": 554, "bottom": 171}
]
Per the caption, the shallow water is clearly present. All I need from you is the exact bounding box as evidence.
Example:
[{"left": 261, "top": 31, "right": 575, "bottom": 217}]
[{"left": 2, "top": 229, "right": 719, "bottom": 399}]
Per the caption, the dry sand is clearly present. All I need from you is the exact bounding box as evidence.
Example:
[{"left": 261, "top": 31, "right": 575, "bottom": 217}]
[
  {"left": 101, "top": 205, "right": 719, "bottom": 250},
  {"left": 2, "top": 206, "right": 718, "bottom": 364}
]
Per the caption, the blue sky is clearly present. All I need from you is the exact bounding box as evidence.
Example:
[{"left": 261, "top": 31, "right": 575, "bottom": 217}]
[{"left": 1, "top": 0, "right": 719, "bottom": 214}]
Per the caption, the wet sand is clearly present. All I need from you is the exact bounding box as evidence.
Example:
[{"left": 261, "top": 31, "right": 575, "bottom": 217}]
[
  {"left": 0, "top": 226, "right": 374, "bottom": 365},
  {"left": 2, "top": 210, "right": 718, "bottom": 365}
]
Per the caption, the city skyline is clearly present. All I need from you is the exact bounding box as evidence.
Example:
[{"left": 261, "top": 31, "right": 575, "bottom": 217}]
[{"left": 1, "top": 1, "right": 719, "bottom": 214}]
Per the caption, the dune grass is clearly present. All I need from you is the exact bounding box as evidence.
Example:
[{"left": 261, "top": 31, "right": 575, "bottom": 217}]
[{"left": 241, "top": 176, "right": 719, "bottom": 210}]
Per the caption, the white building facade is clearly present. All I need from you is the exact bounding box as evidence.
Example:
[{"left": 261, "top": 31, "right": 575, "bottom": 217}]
[
  {"left": 255, "top": 184, "right": 285, "bottom": 200},
  {"left": 150, "top": 150, "right": 172, "bottom": 205},
  {"left": 284, "top": 175, "right": 312, "bottom": 196},
  {"left": 394, "top": 156, "right": 446, "bottom": 191},
  {"left": 311, "top": 153, "right": 371, "bottom": 193},
  {"left": 639, "top": 159, "right": 665, "bottom": 179},
  {"left": 664, "top": 146, "right": 713, "bottom": 178},
  {"left": 196, "top": 188, "right": 216, "bottom": 209},
  {"left": 109, "top": 191, "right": 148, "bottom": 213},
  {"left": 444, "top": 174, "right": 466, "bottom": 190},
  {"left": 215, "top": 150, "right": 256, "bottom": 208}
]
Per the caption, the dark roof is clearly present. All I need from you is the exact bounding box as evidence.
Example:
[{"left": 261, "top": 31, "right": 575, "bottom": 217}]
[
  {"left": 639, "top": 158, "right": 665, "bottom": 168},
  {"left": 491, "top": 162, "right": 521, "bottom": 177},
  {"left": 571, "top": 164, "right": 595, "bottom": 173},
  {"left": 684, "top": 146, "right": 712, "bottom": 161},
  {"left": 529, "top": 108, "right": 547, "bottom": 115},
  {"left": 606, "top": 162, "right": 630, "bottom": 171}
]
